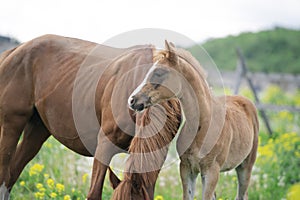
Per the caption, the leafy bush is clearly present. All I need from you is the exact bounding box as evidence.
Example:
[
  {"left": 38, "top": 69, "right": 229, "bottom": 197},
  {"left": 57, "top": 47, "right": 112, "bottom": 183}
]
[{"left": 189, "top": 27, "right": 300, "bottom": 74}]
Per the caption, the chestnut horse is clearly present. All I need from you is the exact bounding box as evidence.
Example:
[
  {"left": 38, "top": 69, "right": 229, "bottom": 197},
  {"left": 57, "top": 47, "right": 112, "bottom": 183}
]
[
  {"left": 128, "top": 41, "right": 259, "bottom": 200},
  {"left": 109, "top": 99, "right": 181, "bottom": 200},
  {"left": 0, "top": 35, "right": 180, "bottom": 200}
]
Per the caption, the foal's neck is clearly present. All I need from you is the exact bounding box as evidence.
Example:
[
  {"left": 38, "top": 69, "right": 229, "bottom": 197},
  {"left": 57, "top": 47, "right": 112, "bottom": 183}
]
[
  {"left": 178, "top": 58, "right": 212, "bottom": 125},
  {"left": 175, "top": 58, "right": 215, "bottom": 156}
]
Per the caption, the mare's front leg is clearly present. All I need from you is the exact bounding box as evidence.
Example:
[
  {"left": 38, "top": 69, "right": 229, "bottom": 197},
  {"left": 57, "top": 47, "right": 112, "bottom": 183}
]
[
  {"left": 201, "top": 164, "right": 220, "bottom": 200},
  {"left": 87, "top": 159, "right": 109, "bottom": 200},
  {"left": 180, "top": 161, "right": 198, "bottom": 200},
  {"left": 87, "top": 129, "right": 124, "bottom": 200}
]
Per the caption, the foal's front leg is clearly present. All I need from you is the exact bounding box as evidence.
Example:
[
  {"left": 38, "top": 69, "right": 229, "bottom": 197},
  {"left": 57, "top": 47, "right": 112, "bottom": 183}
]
[
  {"left": 180, "top": 161, "right": 198, "bottom": 200},
  {"left": 201, "top": 164, "right": 220, "bottom": 200}
]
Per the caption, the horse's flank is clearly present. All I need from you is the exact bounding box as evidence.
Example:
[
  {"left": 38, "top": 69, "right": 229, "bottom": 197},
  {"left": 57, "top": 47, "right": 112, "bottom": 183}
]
[{"left": 110, "top": 99, "right": 181, "bottom": 200}]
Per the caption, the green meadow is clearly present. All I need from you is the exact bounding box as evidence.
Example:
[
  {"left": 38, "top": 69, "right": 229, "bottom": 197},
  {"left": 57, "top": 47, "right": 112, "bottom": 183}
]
[{"left": 11, "top": 86, "right": 300, "bottom": 200}]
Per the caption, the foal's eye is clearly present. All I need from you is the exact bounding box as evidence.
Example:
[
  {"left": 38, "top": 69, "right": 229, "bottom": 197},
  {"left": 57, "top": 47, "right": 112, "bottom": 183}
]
[
  {"left": 153, "top": 68, "right": 168, "bottom": 77},
  {"left": 152, "top": 83, "right": 160, "bottom": 89},
  {"left": 150, "top": 68, "right": 169, "bottom": 87}
]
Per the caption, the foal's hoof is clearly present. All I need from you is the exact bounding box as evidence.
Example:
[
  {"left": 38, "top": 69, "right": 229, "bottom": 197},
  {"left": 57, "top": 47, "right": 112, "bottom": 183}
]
[{"left": 212, "top": 192, "right": 216, "bottom": 200}]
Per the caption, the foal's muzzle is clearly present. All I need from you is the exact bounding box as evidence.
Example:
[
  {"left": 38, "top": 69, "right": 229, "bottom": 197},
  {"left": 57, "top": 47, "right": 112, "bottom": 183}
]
[{"left": 128, "top": 94, "right": 151, "bottom": 112}]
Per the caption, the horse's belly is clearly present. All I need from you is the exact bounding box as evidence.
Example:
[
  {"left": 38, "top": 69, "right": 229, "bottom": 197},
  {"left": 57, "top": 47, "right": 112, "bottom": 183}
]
[
  {"left": 221, "top": 129, "right": 254, "bottom": 171},
  {"left": 221, "top": 152, "right": 249, "bottom": 171},
  {"left": 53, "top": 133, "right": 97, "bottom": 156},
  {"left": 35, "top": 96, "right": 99, "bottom": 156}
]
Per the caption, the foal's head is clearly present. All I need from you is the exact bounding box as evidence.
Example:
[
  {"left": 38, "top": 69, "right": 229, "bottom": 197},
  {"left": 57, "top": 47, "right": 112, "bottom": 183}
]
[
  {"left": 128, "top": 40, "right": 206, "bottom": 112},
  {"left": 128, "top": 41, "right": 183, "bottom": 112}
]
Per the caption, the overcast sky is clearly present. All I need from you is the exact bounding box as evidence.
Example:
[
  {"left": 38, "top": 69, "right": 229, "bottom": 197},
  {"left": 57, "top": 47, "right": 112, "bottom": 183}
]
[{"left": 1, "top": 0, "right": 299, "bottom": 45}]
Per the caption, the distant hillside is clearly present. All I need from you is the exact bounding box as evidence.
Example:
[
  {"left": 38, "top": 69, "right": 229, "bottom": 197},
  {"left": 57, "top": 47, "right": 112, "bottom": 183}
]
[
  {"left": 0, "top": 35, "right": 20, "bottom": 53},
  {"left": 189, "top": 28, "right": 300, "bottom": 74}
]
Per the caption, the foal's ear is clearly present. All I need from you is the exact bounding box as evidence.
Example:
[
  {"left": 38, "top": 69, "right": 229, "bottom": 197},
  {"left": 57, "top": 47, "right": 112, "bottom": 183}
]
[
  {"left": 108, "top": 167, "right": 121, "bottom": 189},
  {"left": 164, "top": 40, "right": 178, "bottom": 64}
]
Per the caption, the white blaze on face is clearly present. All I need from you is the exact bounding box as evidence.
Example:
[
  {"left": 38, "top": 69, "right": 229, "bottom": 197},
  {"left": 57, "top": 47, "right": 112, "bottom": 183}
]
[
  {"left": 127, "top": 61, "right": 159, "bottom": 107},
  {"left": 0, "top": 183, "right": 9, "bottom": 200}
]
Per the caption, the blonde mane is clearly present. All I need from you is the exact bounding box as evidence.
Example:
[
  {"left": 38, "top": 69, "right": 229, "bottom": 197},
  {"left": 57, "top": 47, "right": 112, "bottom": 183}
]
[{"left": 111, "top": 99, "right": 181, "bottom": 199}]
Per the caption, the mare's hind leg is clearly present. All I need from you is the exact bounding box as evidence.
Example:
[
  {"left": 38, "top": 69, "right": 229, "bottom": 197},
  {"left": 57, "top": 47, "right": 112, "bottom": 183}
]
[
  {"left": 0, "top": 111, "right": 32, "bottom": 198},
  {"left": 8, "top": 111, "right": 50, "bottom": 188}
]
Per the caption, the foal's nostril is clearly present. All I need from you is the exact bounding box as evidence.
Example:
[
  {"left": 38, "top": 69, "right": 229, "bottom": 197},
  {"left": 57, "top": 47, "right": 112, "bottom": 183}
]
[{"left": 135, "top": 103, "right": 144, "bottom": 111}]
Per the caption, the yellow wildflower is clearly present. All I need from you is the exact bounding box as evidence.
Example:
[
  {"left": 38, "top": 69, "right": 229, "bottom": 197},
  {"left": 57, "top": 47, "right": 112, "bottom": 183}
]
[
  {"left": 290, "top": 132, "right": 300, "bottom": 143},
  {"left": 241, "top": 88, "right": 254, "bottom": 100},
  {"left": 50, "top": 192, "right": 57, "bottom": 198},
  {"left": 19, "top": 181, "right": 25, "bottom": 186},
  {"left": 82, "top": 173, "right": 89, "bottom": 184},
  {"left": 223, "top": 87, "right": 232, "bottom": 95},
  {"left": 45, "top": 142, "right": 53, "bottom": 148},
  {"left": 278, "top": 132, "right": 300, "bottom": 152},
  {"left": 34, "top": 192, "right": 45, "bottom": 199},
  {"left": 287, "top": 183, "right": 300, "bottom": 200},
  {"left": 282, "top": 141, "right": 293, "bottom": 152},
  {"left": 72, "top": 188, "right": 75, "bottom": 193},
  {"left": 261, "top": 85, "right": 282, "bottom": 103},
  {"left": 258, "top": 145, "right": 274, "bottom": 158},
  {"left": 47, "top": 178, "right": 55, "bottom": 188},
  {"left": 278, "top": 111, "right": 293, "bottom": 121},
  {"left": 36, "top": 183, "right": 44, "bottom": 190},
  {"left": 44, "top": 173, "right": 50, "bottom": 179},
  {"left": 232, "top": 176, "right": 237, "bottom": 182},
  {"left": 294, "top": 94, "right": 300, "bottom": 106},
  {"left": 64, "top": 195, "right": 71, "bottom": 200},
  {"left": 154, "top": 195, "right": 164, "bottom": 200},
  {"left": 56, "top": 183, "right": 65, "bottom": 193},
  {"left": 29, "top": 163, "right": 44, "bottom": 176}
]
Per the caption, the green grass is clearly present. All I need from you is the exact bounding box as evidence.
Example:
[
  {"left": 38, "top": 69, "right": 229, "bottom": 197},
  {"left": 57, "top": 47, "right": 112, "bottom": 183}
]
[
  {"left": 11, "top": 86, "right": 300, "bottom": 200},
  {"left": 11, "top": 137, "right": 114, "bottom": 200}
]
